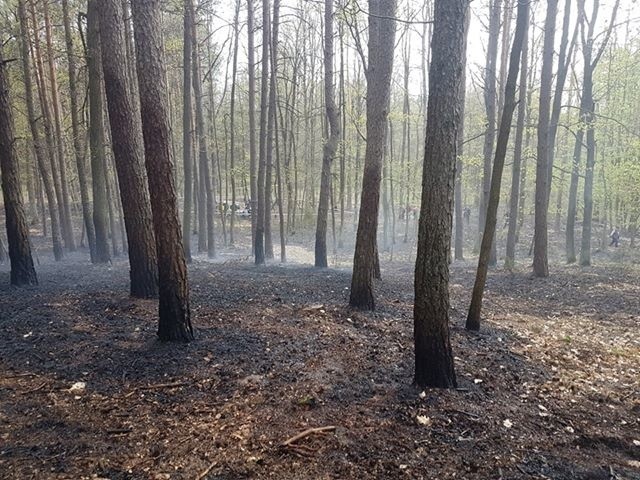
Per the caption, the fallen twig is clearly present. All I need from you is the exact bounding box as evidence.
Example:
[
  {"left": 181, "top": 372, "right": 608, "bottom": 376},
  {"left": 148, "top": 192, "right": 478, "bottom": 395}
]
[
  {"left": 449, "top": 409, "right": 480, "bottom": 419},
  {"left": 106, "top": 428, "right": 132, "bottom": 435},
  {"left": 21, "top": 382, "right": 47, "bottom": 395},
  {"left": 124, "top": 381, "right": 189, "bottom": 398},
  {"left": 196, "top": 461, "right": 216, "bottom": 480},
  {"left": 281, "top": 426, "right": 336, "bottom": 447},
  {"left": 4, "top": 373, "right": 38, "bottom": 379}
]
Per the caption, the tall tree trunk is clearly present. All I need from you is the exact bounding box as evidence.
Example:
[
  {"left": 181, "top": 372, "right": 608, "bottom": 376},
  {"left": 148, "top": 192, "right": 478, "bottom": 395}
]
[
  {"left": 18, "top": 0, "right": 63, "bottom": 262},
  {"left": 87, "top": 0, "right": 111, "bottom": 263},
  {"left": 0, "top": 51, "right": 38, "bottom": 286},
  {"left": 229, "top": 0, "right": 241, "bottom": 246},
  {"left": 547, "top": 0, "right": 577, "bottom": 201},
  {"left": 264, "top": 0, "right": 281, "bottom": 261},
  {"left": 274, "top": 99, "right": 286, "bottom": 262},
  {"left": 454, "top": 14, "right": 470, "bottom": 261},
  {"left": 182, "top": 0, "right": 194, "bottom": 262},
  {"left": 349, "top": 0, "right": 397, "bottom": 310},
  {"left": 29, "top": 1, "right": 66, "bottom": 255},
  {"left": 247, "top": 0, "right": 258, "bottom": 254},
  {"left": 414, "top": 0, "right": 468, "bottom": 389},
  {"left": 98, "top": 0, "right": 158, "bottom": 298},
  {"left": 479, "top": 0, "right": 501, "bottom": 263},
  {"left": 466, "top": 0, "right": 529, "bottom": 331},
  {"left": 532, "top": 0, "right": 558, "bottom": 277},
  {"left": 579, "top": 0, "right": 620, "bottom": 266},
  {"left": 43, "top": 0, "right": 76, "bottom": 252},
  {"left": 315, "top": 0, "right": 341, "bottom": 268},
  {"left": 505, "top": 6, "right": 529, "bottom": 269},
  {"left": 131, "top": 0, "right": 193, "bottom": 342},
  {"left": 255, "top": 0, "right": 271, "bottom": 264},
  {"left": 338, "top": 20, "right": 346, "bottom": 249},
  {"left": 191, "top": 8, "right": 215, "bottom": 259},
  {"left": 103, "top": 150, "right": 119, "bottom": 257},
  {"left": 62, "top": 0, "right": 95, "bottom": 259}
]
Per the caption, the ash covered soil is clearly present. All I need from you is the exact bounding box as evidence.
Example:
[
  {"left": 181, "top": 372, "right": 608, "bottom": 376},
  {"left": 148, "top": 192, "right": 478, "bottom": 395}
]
[{"left": 0, "top": 240, "right": 639, "bottom": 479}]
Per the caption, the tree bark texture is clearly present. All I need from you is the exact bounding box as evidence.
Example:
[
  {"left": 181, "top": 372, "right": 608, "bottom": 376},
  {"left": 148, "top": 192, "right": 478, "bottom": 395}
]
[
  {"left": 349, "top": 0, "right": 397, "bottom": 310},
  {"left": 0, "top": 51, "right": 38, "bottom": 286},
  {"left": 98, "top": 0, "right": 159, "bottom": 298},
  {"left": 131, "top": 0, "right": 193, "bottom": 342},
  {"left": 414, "top": 0, "right": 469, "bottom": 388},
  {"left": 315, "top": 0, "right": 341, "bottom": 268},
  {"left": 466, "top": 0, "right": 529, "bottom": 331},
  {"left": 87, "top": 0, "right": 111, "bottom": 264},
  {"left": 533, "top": 0, "right": 558, "bottom": 277}
]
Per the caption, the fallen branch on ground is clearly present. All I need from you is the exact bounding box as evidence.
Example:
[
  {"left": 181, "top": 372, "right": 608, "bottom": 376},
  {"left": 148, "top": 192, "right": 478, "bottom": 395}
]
[
  {"left": 281, "top": 425, "right": 337, "bottom": 451},
  {"left": 124, "top": 381, "right": 189, "bottom": 398},
  {"left": 196, "top": 462, "right": 216, "bottom": 480}
]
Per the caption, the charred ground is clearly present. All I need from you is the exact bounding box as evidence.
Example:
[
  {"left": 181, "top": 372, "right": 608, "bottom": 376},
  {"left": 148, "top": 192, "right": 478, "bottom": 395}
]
[{"left": 0, "top": 237, "right": 639, "bottom": 479}]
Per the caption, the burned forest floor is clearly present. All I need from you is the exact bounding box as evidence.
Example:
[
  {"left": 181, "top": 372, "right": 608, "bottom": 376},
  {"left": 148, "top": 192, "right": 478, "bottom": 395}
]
[{"left": 1, "top": 233, "right": 639, "bottom": 480}]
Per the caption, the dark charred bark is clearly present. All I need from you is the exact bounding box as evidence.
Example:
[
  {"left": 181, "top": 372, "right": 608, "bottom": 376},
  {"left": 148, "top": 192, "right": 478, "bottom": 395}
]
[
  {"left": 131, "top": 0, "right": 193, "bottom": 342},
  {"left": 349, "top": 0, "right": 397, "bottom": 310},
  {"left": 414, "top": 0, "right": 469, "bottom": 388},
  {"left": 98, "top": 0, "right": 158, "bottom": 298},
  {"left": 0, "top": 50, "right": 38, "bottom": 286}
]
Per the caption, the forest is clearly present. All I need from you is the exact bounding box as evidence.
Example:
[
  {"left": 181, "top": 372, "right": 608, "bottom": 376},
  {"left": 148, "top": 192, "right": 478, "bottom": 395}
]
[{"left": 0, "top": 0, "right": 639, "bottom": 478}]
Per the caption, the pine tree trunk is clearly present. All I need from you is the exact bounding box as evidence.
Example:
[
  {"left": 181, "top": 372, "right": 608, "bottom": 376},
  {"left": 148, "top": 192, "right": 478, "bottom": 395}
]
[
  {"left": 191, "top": 6, "right": 216, "bottom": 259},
  {"left": 29, "top": 2, "right": 67, "bottom": 255},
  {"left": 414, "top": 0, "right": 469, "bottom": 389},
  {"left": 43, "top": 0, "right": 76, "bottom": 252},
  {"left": 349, "top": 0, "right": 397, "bottom": 310},
  {"left": 131, "top": 0, "right": 193, "bottom": 342},
  {"left": 315, "top": 0, "right": 341, "bottom": 268},
  {"left": 229, "top": 0, "right": 241, "bottom": 246},
  {"left": 62, "top": 0, "right": 95, "bottom": 260},
  {"left": 247, "top": 0, "right": 258, "bottom": 254},
  {"left": 0, "top": 51, "right": 38, "bottom": 286},
  {"left": 182, "top": 0, "right": 194, "bottom": 262},
  {"left": 18, "top": 0, "right": 63, "bottom": 262},
  {"left": 87, "top": 0, "right": 111, "bottom": 263},
  {"left": 98, "top": 0, "right": 158, "bottom": 298},
  {"left": 454, "top": 14, "right": 470, "bottom": 261}
]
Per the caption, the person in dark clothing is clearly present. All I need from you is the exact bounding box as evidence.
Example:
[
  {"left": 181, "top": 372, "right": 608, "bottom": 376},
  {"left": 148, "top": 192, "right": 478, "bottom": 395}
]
[
  {"left": 610, "top": 227, "right": 620, "bottom": 247},
  {"left": 463, "top": 207, "right": 471, "bottom": 225}
]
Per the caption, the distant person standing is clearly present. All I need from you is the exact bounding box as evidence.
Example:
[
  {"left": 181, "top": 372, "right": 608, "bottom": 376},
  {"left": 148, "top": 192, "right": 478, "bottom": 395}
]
[
  {"left": 610, "top": 227, "right": 620, "bottom": 247},
  {"left": 463, "top": 207, "right": 471, "bottom": 225}
]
